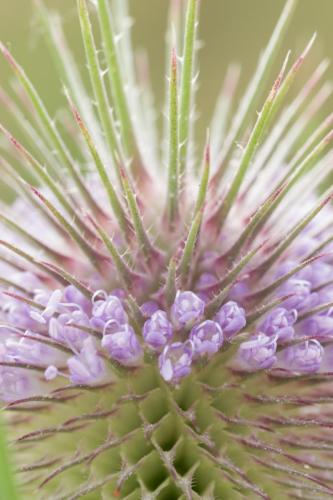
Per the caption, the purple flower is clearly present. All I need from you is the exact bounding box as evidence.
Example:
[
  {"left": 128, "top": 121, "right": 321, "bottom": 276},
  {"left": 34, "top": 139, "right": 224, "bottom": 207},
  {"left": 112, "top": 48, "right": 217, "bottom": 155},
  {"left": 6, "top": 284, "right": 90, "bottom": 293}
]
[
  {"left": 236, "top": 334, "right": 277, "bottom": 371},
  {"left": 229, "top": 280, "right": 250, "bottom": 301},
  {"left": 67, "top": 337, "right": 105, "bottom": 385},
  {"left": 196, "top": 273, "right": 217, "bottom": 290},
  {"left": 91, "top": 294, "right": 128, "bottom": 329},
  {"left": 0, "top": 369, "right": 33, "bottom": 402},
  {"left": 300, "top": 312, "right": 333, "bottom": 337},
  {"left": 195, "top": 273, "right": 218, "bottom": 302},
  {"left": 281, "top": 279, "right": 318, "bottom": 311},
  {"left": 143, "top": 310, "right": 173, "bottom": 351},
  {"left": 32, "top": 289, "right": 63, "bottom": 323},
  {"left": 190, "top": 320, "right": 223, "bottom": 357},
  {"left": 280, "top": 261, "right": 333, "bottom": 291},
  {"left": 6, "top": 334, "right": 60, "bottom": 365},
  {"left": 102, "top": 323, "right": 143, "bottom": 367},
  {"left": 171, "top": 291, "right": 205, "bottom": 327},
  {"left": 0, "top": 344, "right": 35, "bottom": 401},
  {"left": 49, "top": 310, "right": 90, "bottom": 350},
  {"left": 214, "top": 301, "right": 246, "bottom": 339},
  {"left": 3, "top": 295, "right": 38, "bottom": 330},
  {"left": 141, "top": 300, "right": 160, "bottom": 318},
  {"left": 62, "top": 285, "right": 91, "bottom": 313},
  {"left": 259, "top": 307, "right": 297, "bottom": 342},
  {"left": 280, "top": 340, "right": 323, "bottom": 373},
  {"left": 159, "top": 341, "right": 194, "bottom": 383}
]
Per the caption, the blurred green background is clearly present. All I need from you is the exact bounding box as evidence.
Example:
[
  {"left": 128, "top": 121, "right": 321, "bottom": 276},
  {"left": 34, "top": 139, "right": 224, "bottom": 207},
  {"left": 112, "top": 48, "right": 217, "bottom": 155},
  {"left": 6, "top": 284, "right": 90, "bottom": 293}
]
[{"left": 0, "top": 0, "right": 332, "bottom": 141}]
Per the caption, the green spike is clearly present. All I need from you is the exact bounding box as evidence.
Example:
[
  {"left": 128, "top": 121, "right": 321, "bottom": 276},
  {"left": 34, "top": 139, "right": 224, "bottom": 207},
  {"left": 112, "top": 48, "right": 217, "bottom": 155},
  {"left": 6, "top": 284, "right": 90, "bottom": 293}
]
[
  {"left": 264, "top": 33, "right": 317, "bottom": 131},
  {"left": 40, "top": 262, "right": 93, "bottom": 299},
  {"left": 194, "top": 140, "right": 210, "bottom": 216},
  {"left": 120, "top": 167, "right": 157, "bottom": 263},
  {"left": 247, "top": 254, "right": 325, "bottom": 303},
  {"left": 1, "top": 159, "right": 72, "bottom": 241},
  {"left": 96, "top": 0, "right": 134, "bottom": 155},
  {"left": 179, "top": 0, "right": 199, "bottom": 181},
  {"left": 29, "top": 186, "right": 103, "bottom": 272},
  {"left": 212, "top": 242, "right": 266, "bottom": 293},
  {"left": 166, "top": 48, "right": 180, "bottom": 228},
  {"left": 0, "top": 124, "right": 96, "bottom": 241},
  {"left": 204, "top": 242, "right": 265, "bottom": 317},
  {"left": 165, "top": 256, "right": 178, "bottom": 306},
  {"left": 0, "top": 42, "right": 101, "bottom": 216},
  {"left": 252, "top": 193, "right": 333, "bottom": 278},
  {"left": 35, "top": 1, "right": 101, "bottom": 144},
  {"left": 90, "top": 217, "right": 140, "bottom": 289},
  {"left": 0, "top": 240, "right": 68, "bottom": 286},
  {"left": 223, "top": 184, "right": 286, "bottom": 263},
  {"left": 298, "top": 300, "right": 333, "bottom": 322},
  {"left": 251, "top": 128, "right": 333, "bottom": 241},
  {"left": 178, "top": 209, "right": 203, "bottom": 287},
  {"left": 77, "top": 0, "right": 124, "bottom": 182},
  {"left": 212, "top": 52, "right": 290, "bottom": 231},
  {"left": 211, "top": 0, "right": 297, "bottom": 186},
  {"left": 65, "top": 90, "right": 132, "bottom": 241},
  {"left": 0, "top": 212, "right": 71, "bottom": 265},
  {"left": 245, "top": 294, "right": 296, "bottom": 327},
  {"left": 0, "top": 277, "right": 29, "bottom": 294}
]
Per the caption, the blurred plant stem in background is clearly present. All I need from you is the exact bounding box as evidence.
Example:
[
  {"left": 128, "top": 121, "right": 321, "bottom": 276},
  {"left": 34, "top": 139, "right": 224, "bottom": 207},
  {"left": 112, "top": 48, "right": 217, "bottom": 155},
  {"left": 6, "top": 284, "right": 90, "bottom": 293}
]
[{"left": 0, "top": 413, "right": 19, "bottom": 500}]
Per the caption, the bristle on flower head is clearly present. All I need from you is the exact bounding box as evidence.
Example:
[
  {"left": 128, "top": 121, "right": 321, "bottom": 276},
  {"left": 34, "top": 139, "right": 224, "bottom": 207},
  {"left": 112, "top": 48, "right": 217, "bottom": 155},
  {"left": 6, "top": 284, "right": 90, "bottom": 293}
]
[{"left": 1, "top": 0, "right": 333, "bottom": 498}]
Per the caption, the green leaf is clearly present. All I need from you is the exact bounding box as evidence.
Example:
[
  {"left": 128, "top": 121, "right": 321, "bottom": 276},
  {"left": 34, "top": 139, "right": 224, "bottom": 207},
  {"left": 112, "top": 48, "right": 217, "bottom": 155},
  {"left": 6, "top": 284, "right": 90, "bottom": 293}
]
[{"left": 0, "top": 413, "right": 19, "bottom": 500}]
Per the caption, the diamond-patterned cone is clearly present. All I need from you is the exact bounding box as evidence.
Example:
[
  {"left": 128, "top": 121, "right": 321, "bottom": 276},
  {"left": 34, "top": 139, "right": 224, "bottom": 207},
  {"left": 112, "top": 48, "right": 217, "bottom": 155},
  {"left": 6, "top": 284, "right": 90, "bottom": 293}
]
[{"left": 1, "top": 0, "right": 333, "bottom": 498}]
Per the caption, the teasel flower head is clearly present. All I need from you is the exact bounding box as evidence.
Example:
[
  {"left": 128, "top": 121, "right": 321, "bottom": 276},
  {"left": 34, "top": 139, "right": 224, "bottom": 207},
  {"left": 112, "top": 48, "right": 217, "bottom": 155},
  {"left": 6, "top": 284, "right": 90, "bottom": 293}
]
[{"left": 1, "top": 0, "right": 333, "bottom": 497}]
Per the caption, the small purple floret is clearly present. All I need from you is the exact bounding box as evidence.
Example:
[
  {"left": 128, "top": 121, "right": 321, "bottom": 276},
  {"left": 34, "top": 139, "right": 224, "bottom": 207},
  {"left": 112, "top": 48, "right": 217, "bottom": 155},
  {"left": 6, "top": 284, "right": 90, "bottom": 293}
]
[
  {"left": 91, "top": 294, "right": 128, "bottom": 329},
  {"left": 236, "top": 334, "right": 277, "bottom": 371},
  {"left": 0, "top": 344, "right": 34, "bottom": 401},
  {"left": 281, "top": 340, "right": 323, "bottom": 373},
  {"left": 67, "top": 337, "right": 105, "bottom": 385},
  {"left": 141, "top": 300, "right": 160, "bottom": 318},
  {"left": 143, "top": 310, "right": 173, "bottom": 351},
  {"left": 171, "top": 291, "right": 205, "bottom": 327},
  {"left": 282, "top": 279, "right": 318, "bottom": 311},
  {"left": 159, "top": 341, "right": 194, "bottom": 383},
  {"left": 214, "top": 301, "right": 246, "bottom": 339},
  {"left": 300, "top": 309, "right": 333, "bottom": 337},
  {"left": 190, "top": 320, "right": 223, "bottom": 357},
  {"left": 49, "top": 310, "right": 90, "bottom": 350},
  {"left": 259, "top": 307, "right": 297, "bottom": 342},
  {"left": 62, "top": 285, "right": 91, "bottom": 313},
  {"left": 102, "top": 323, "right": 143, "bottom": 367}
]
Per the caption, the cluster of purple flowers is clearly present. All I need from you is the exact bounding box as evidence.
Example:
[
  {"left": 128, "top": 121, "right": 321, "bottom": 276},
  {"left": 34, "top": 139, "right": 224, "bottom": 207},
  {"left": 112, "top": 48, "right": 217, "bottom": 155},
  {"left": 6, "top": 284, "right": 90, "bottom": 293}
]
[
  {"left": 234, "top": 249, "right": 333, "bottom": 374},
  {"left": 0, "top": 278, "right": 247, "bottom": 396},
  {"left": 2, "top": 242, "right": 333, "bottom": 398},
  {"left": 143, "top": 291, "right": 246, "bottom": 383}
]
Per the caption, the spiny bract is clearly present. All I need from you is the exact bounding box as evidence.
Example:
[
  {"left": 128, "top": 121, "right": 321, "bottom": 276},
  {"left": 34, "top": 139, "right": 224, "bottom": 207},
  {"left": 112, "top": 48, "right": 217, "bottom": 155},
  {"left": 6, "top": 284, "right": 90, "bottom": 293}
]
[{"left": 1, "top": 0, "right": 333, "bottom": 498}]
